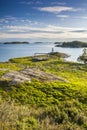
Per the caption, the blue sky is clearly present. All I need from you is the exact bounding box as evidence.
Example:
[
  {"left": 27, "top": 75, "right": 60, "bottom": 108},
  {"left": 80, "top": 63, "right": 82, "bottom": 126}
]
[{"left": 0, "top": 0, "right": 87, "bottom": 42}]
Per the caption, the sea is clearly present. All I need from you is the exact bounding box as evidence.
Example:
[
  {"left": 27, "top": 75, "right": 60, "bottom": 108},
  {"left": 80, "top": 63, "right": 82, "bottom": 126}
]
[{"left": 0, "top": 42, "right": 84, "bottom": 62}]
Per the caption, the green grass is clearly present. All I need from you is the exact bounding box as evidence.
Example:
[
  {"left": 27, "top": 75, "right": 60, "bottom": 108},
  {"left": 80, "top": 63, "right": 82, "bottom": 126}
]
[{"left": 0, "top": 55, "right": 87, "bottom": 130}]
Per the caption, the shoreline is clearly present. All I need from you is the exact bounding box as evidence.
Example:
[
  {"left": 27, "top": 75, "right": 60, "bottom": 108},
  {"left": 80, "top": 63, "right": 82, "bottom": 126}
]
[{"left": 0, "top": 43, "right": 83, "bottom": 63}]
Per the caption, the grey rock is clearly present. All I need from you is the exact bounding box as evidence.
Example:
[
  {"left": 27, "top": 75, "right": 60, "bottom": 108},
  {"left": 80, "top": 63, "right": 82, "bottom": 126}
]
[{"left": 2, "top": 68, "right": 68, "bottom": 85}]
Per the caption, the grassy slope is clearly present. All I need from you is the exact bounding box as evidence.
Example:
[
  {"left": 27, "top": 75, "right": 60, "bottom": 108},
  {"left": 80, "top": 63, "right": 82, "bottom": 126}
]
[{"left": 0, "top": 56, "right": 87, "bottom": 130}]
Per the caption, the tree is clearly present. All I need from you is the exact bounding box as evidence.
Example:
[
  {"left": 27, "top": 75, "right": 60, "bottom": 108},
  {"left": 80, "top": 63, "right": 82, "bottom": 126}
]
[{"left": 77, "top": 48, "right": 87, "bottom": 64}]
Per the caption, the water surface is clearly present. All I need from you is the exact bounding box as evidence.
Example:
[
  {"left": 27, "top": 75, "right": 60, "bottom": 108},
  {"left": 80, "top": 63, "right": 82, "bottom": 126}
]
[{"left": 0, "top": 43, "right": 84, "bottom": 62}]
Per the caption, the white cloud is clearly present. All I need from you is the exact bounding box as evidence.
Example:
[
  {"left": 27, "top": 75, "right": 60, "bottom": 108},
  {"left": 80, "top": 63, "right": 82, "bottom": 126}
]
[
  {"left": 37, "top": 6, "right": 78, "bottom": 14},
  {"left": 0, "top": 24, "right": 87, "bottom": 40},
  {"left": 71, "top": 16, "right": 87, "bottom": 20},
  {"left": 19, "top": 1, "right": 43, "bottom": 5},
  {"left": 0, "top": 19, "right": 9, "bottom": 23},
  {"left": 2, "top": 24, "right": 79, "bottom": 33},
  {"left": 56, "top": 15, "right": 69, "bottom": 18},
  {"left": 51, "top": 2, "right": 66, "bottom": 5},
  {"left": 79, "top": 16, "right": 87, "bottom": 19},
  {"left": 0, "top": 17, "right": 42, "bottom": 26},
  {"left": 1, "top": 30, "right": 87, "bottom": 39}
]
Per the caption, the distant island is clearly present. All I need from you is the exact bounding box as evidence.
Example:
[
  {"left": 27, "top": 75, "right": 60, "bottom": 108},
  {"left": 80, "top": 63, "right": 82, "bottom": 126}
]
[
  {"left": 34, "top": 42, "right": 43, "bottom": 44},
  {"left": 55, "top": 41, "right": 87, "bottom": 48},
  {"left": 4, "top": 41, "right": 29, "bottom": 44}
]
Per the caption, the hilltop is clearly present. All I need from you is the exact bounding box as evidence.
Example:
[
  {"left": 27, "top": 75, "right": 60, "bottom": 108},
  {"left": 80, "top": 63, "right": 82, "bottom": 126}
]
[{"left": 0, "top": 53, "right": 87, "bottom": 130}]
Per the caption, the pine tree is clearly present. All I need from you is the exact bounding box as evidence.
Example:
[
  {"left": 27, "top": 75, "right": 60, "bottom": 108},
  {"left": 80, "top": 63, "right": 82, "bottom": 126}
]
[{"left": 77, "top": 48, "right": 87, "bottom": 64}]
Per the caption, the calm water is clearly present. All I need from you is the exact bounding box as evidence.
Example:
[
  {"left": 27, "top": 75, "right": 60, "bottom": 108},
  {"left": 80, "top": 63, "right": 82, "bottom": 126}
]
[{"left": 0, "top": 43, "right": 83, "bottom": 62}]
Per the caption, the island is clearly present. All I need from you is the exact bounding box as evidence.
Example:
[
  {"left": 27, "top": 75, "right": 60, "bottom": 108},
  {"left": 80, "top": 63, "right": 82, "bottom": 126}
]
[
  {"left": 34, "top": 42, "right": 43, "bottom": 44},
  {"left": 4, "top": 41, "right": 29, "bottom": 44},
  {"left": 55, "top": 41, "right": 87, "bottom": 48}
]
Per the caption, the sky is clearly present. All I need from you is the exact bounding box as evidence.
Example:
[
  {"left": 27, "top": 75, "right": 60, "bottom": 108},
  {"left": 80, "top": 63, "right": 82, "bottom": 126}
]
[{"left": 0, "top": 0, "right": 87, "bottom": 42}]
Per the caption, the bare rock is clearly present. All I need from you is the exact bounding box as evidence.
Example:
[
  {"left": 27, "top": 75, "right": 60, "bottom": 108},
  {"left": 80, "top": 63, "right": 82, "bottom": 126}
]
[
  {"left": 1, "top": 68, "right": 68, "bottom": 85},
  {"left": 21, "top": 68, "right": 67, "bottom": 82},
  {"left": 2, "top": 71, "right": 31, "bottom": 85}
]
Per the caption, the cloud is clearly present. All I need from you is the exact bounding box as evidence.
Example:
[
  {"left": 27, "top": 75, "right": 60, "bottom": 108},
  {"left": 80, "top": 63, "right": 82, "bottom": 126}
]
[
  {"left": 1, "top": 25, "right": 64, "bottom": 33},
  {"left": 0, "top": 16, "right": 14, "bottom": 23},
  {"left": 1, "top": 30, "right": 87, "bottom": 40},
  {"left": 20, "top": 1, "right": 43, "bottom": 5},
  {"left": 70, "top": 16, "right": 87, "bottom": 20},
  {"left": 37, "top": 6, "right": 79, "bottom": 14},
  {"left": 51, "top": 2, "right": 66, "bottom": 5},
  {"left": 70, "top": 30, "right": 87, "bottom": 33},
  {"left": 0, "top": 19, "right": 9, "bottom": 23},
  {"left": 0, "top": 24, "right": 87, "bottom": 40},
  {"left": 0, "top": 16, "right": 42, "bottom": 26},
  {"left": 0, "top": 25, "right": 80, "bottom": 33},
  {"left": 79, "top": 16, "right": 87, "bottom": 19},
  {"left": 56, "top": 15, "right": 69, "bottom": 18},
  {"left": 0, "top": 16, "right": 17, "bottom": 24}
]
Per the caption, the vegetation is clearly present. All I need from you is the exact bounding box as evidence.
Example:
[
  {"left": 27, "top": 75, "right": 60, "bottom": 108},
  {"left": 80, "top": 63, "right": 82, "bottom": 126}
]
[
  {"left": 78, "top": 48, "right": 87, "bottom": 64},
  {"left": 55, "top": 41, "right": 87, "bottom": 48},
  {"left": 4, "top": 41, "right": 29, "bottom": 44},
  {"left": 0, "top": 54, "right": 87, "bottom": 130}
]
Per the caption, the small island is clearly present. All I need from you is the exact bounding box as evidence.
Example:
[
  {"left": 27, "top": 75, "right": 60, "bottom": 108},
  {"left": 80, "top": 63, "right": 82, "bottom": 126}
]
[
  {"left": 34, "top": 42, "right": 43, "bottom": 44},
  {"left": 4, "top": 41, "right": 29, "bottom": 44},
  {"left": 55, "top": 41, "right": 87, "bottom": 48}
]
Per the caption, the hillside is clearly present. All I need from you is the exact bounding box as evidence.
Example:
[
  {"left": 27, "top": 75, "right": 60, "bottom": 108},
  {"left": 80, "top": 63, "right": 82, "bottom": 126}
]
[
  {"left": 0, "top": 53, "right": 87, "bottom": 130},
  {"left": 55, "top": 41, "right": 87, "bottom": 48}
]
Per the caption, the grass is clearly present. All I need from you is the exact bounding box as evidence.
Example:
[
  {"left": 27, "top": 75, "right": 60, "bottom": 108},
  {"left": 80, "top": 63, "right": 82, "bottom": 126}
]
[{"left": 0, "top": 55, "right": 87, "bottom": 130}]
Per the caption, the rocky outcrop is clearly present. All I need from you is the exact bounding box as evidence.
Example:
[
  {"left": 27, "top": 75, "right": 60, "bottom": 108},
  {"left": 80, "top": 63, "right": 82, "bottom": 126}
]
[
  {"left": 2, "top": 71, "right": 31, "bottom": 86},
  {"left": 1, "top": 68, "right": 68, "bottom": 85},
  {"left": 49, "top": 52, "right": 70, "bottom": 58},
  {"left": 21, "top": 68, "right": 67, "bottom": 82}
]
